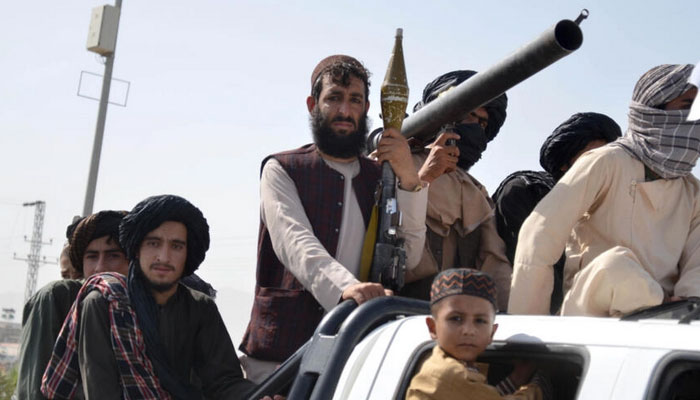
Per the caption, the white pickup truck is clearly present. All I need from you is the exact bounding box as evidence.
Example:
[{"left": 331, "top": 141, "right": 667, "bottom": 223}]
[{"left": 248, "top": 297, "right": 700, "bottom": 400}]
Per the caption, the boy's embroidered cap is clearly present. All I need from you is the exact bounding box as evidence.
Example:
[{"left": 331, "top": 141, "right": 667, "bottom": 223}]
[{"left": 430, "top": 268, "right": 497, "bottom": 309}]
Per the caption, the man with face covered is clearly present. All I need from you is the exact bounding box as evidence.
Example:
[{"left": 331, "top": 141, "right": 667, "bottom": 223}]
[
  {"left": 41, "top": 195, "right": 257, "bottom": 399},
  {"left": 509, "top": 64, "right": 700, "bottom": 317},
  {"left": 238, "top": 55, "right": 427, "bottom": 382},
  {"left": 399, "top": 70, "right": 511, "bottom": 311},
  {"left": 492, "top": 112, "right": 621, "bottom": 313}
]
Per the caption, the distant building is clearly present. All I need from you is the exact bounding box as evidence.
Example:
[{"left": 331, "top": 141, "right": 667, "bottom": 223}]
[
  {"left": 0, "top": 322, "right": 20, "bottom": 344},
  {"left": 1, "top": 308, "right": 15, "bottom": 322},
  {"left": 0, "top": 321, "right": 21, "bottom": 371}
]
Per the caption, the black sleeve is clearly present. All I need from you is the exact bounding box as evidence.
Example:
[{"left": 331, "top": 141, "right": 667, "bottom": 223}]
[
  {"left": 194, "top": 300, "right": 256, "bottom": 400},
  {"left": 78, "top": 291, "right": 123, "bottom": 400},
  {"left": 15, "top": 280, "right": 81, "bottom": 400}
]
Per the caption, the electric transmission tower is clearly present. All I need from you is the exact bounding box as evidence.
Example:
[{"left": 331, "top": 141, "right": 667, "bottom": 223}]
[{"left": 14, "top": 201, "right": 54, "bottom": 302}]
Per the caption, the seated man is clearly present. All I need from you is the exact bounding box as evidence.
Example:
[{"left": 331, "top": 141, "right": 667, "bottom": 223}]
[
  {"left": 406, "top": 268, "right": 550, "bottom": 400},
  {"left": 492, "top": 112, "right": 621, "bottom": 313},
  {"left": 509, "top": 64, "right": 700, "bottom": 316},
  {"left": 400, "top": 70, "right": 511, "bottom": 311},
  {"left": 59, "top": 243, "right": 81, "bottom": 280},
  {"left": 14, "top": 210, "right": 128, "bottom": 400},
  {"left": 41, "top": 195, "right": 259, "bottom": 399},
  {"left": 239, "top": 54, "right": 427, "bottom": 382}
]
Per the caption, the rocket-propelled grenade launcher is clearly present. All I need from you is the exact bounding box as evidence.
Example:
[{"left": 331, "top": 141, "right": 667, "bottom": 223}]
[
  {"left": 366, "top": 10, "right": 587, "bottom": 150},
  {"left": 370, "top": 28, "right": 409, "bottom": 292}
]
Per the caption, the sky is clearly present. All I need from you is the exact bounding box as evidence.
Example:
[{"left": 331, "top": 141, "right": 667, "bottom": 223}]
[{"left": 1, "top": 0, "right": 697, "bottom": 345}]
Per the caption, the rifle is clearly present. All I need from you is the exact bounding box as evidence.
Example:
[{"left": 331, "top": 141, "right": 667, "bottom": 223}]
[
  {"left": 369, "top": 28, "right": 409, "bottom": 292},
  {"left": 370, "top": 162, "right": 406, "bottom": 292}
]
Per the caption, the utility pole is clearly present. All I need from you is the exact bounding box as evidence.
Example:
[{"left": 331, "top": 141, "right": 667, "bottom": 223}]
[
  {"left": 14, "top": 201, "right": 54, "bottom": 302},
  {"left": 82, "top": 0, "right": 123, "bottom": 216}
]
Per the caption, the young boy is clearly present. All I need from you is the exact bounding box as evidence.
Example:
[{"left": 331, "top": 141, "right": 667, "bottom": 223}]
[{"left": 406, "top": 268, "right": 550, "bottom": 400}]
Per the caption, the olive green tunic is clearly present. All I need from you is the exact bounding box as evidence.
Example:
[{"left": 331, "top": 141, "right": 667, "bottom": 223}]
[{"left": 14, "top": 279, "right": 83, "bottom": 400}]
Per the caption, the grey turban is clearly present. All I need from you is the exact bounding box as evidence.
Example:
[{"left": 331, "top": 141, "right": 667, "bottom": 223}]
[
  {"left": 614, "top": 64, "right": 699, "bottom": 178},
  {"left": 632, "top": 64, "right": 695, "bottom": 108}
]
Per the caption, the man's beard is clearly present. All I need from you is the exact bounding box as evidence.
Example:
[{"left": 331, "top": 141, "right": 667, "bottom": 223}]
[
  {"left": 310, "top": 107, "right": 368, "bottom": 158},
  {"left": 142, "top": 263, "right": 180, "bottom": 293}
]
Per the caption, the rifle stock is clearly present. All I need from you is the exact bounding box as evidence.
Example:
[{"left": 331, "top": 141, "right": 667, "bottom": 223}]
[{"left": 370, "top": 162, "right": 405, "bottom": 291}]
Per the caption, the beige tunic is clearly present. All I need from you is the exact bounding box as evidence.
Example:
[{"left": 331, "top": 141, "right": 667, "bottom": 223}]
[
  {"left": 406, "top": 346, "right": 542, "bottom": 400},
  {"left": 509, "top": 145, "right": 700, "bottom": 315},
  {"left": 409, "top": 152, "right": 512, "bottom": 310}
]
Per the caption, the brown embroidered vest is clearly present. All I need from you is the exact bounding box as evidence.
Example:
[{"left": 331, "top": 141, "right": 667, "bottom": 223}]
[{"left": 240, "top": 144, "right": 380, "bottom": 361}]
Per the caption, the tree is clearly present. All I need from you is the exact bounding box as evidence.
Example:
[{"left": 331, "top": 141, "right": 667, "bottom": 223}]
[{"left": 0, "top": 366, "right": 18, "bottom": 400}]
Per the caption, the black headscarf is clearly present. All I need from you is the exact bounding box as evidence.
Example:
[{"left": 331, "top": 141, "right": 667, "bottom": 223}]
[
  {"left": 539, "top": 112, "right": 622, "bottom": 181},
  {"left": 181, "top": 273, "right": 217, "bottom": 299},
  {"left": 413, "top": 70, "right": 508, "bottom": 142},
  {"left": 120, "top": 194, "right": 210, "bottom": 400},
  {"left": 491, "top": 171, "right": 555, "bottom": 264},
  {"left": 68, "top": 210, "right": 126, "bottom": 274},
  {"left": 119, "top": 194, "right": 210, "bottom": 277},
  {"left": 65, "top": 215, "right": 84, "bottom": 243}
]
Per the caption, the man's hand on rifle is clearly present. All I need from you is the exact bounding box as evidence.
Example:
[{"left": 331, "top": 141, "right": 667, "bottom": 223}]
[
  {"left": 418, "top": 131, "right": 460, "bottom": 183},
  {"left": 375, "top": 128, "right": 421, "bottom": 191},
  {"left": 342, "top": 282, "right": 393, "bottom": 305}
]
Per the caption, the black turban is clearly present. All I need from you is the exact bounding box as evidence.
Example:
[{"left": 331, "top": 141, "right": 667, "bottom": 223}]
[
  {"left": 65, "top": 215, "right": 84, "bottom": 242},
  {"left": 540, "top": 112, "right": 622, "bottom": 181},
  {"left": 68, "top": 210, "right": 127, "bottom": 274},
  {"left": 413, "top": 70, "right": 508, "bottom": 142},
  {"left": 119, "top": 194, "right": 210, "bottom": 276}
]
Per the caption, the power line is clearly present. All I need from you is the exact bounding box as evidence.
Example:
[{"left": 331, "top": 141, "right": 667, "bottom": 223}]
[{"left": 13, "top": 201, "right": 55, "bottom": 302}]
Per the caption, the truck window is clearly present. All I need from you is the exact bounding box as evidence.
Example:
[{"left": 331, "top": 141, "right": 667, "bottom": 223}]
[
  {"left": 396, "top": 341, "right": 587, "bottom": 400},
  {"left": 648, "top": 354, "right": 700, "bottom": 400}
]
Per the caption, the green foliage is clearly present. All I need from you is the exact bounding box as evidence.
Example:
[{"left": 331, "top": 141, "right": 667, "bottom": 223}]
[{"left": 0, "top": 366, "right": 18, "bottom": 400}]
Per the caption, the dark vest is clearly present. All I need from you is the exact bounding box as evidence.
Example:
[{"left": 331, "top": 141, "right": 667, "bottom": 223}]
[{"left": 240, "top": 144, "right": 380, "bottom": 361}]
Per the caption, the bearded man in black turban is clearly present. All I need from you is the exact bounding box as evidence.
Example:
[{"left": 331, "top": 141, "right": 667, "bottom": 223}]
[
  {"left": 492, "top": 112, "right": 621, "bottom": 314},
  {"left": 44, "top": 195, "right": 257, "bottom": 400},
  {"left": 399, "top": 70, "right": 511, "bottom": 310},
  {"left": 510, "top": 64, "right": 700, "bottom": 317}
]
